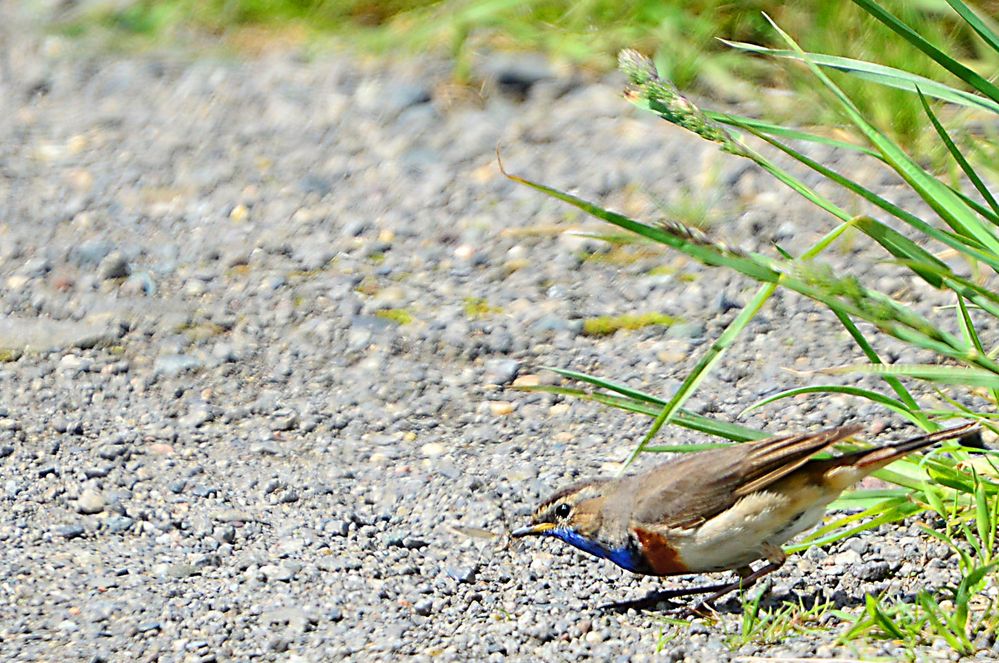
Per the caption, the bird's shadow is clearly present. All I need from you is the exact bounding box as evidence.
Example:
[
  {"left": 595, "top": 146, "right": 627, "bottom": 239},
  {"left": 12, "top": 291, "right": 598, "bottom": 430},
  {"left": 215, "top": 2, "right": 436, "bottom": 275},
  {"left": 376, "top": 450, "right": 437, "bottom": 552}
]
[
  {"left": 600, "top": 585, "right": 874, "bottom": 616},
  {"left": 599, "top": 583, "right": 729, "bottom": 614},
  {"left": 599, "top": 590, "right": 686, "bottom": 613}
]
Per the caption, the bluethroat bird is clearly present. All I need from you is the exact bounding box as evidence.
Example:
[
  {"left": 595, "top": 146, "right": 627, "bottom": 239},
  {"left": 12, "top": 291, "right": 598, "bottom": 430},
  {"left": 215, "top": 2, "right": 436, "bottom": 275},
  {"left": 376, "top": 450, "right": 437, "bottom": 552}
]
[{"left": 512, "top": 422, "right": 980, "bottom": 611}]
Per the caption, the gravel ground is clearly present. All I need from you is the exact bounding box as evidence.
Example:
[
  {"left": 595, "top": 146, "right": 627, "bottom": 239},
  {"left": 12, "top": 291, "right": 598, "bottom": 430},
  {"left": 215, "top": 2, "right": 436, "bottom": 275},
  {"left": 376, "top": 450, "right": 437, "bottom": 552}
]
[{"left": 2, "top": 6, "right": 998, "bottom": 662}]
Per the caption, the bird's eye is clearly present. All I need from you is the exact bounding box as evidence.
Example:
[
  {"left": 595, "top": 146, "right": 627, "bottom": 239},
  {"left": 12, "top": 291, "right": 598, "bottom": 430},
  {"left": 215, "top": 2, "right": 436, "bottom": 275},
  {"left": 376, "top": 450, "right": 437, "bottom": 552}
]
[{"left": 554, "top": 503, "right": 571, "bottom": 519}]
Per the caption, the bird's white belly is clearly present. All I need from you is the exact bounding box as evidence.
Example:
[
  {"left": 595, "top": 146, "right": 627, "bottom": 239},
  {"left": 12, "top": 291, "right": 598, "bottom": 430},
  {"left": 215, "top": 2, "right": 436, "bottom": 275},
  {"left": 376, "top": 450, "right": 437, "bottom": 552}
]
[{"left": 673, "top": 488, "right": 833, "bottom": 573}]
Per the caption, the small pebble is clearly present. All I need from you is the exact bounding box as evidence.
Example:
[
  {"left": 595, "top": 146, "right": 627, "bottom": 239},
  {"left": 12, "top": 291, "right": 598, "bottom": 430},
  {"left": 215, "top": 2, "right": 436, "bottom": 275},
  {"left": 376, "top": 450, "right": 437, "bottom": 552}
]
[{"left": 76, "top": 488, "right": 106, "bottom": 515}]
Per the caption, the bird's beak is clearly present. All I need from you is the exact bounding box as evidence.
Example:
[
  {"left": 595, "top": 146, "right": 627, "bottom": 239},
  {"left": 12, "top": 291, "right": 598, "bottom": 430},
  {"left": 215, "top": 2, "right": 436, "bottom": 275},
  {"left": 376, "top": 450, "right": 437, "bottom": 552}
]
[{"left": 511, "top": 523, "right": 555, "bottom": 538}]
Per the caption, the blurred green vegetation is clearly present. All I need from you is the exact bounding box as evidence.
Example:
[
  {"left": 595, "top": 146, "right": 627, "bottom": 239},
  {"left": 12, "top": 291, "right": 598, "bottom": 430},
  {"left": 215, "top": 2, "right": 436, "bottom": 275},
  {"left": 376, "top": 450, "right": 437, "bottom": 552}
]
[{"left": 67, "top": 1, "right": 999, "bottom": 142}]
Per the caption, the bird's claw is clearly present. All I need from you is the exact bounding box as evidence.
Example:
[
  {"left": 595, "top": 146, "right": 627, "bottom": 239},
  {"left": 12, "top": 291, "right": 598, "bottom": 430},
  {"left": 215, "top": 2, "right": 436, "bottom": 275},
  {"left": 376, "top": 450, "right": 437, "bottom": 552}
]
[{"left": 684, "top": 601, "right": 719, "bottom": 619}]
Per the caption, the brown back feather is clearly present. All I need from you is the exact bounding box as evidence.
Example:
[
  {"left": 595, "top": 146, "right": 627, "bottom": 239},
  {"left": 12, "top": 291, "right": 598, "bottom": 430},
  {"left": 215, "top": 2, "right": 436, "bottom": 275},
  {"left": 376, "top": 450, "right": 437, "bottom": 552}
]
[
  {"left": 736, "top": 425, "right": 865, "bottom": 495},
  {"left": 624, "top": 425, "right": 863, "bottom": 530}
]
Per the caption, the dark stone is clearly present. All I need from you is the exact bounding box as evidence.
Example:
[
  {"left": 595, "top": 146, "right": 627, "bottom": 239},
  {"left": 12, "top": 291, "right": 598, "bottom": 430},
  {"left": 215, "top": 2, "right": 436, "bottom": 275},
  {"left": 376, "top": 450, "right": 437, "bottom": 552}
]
[
  {"left": 857, "top": 561, "right": 892, "bottom": 582},
  {"left": 59, "top": 524, "right": 86, "bottom": 539},
  {"left": 413, "top": 599, "right": 433, "bottom": 616},
  {"left": 107, "top": 516, "right": 134, "bottom": 533}
]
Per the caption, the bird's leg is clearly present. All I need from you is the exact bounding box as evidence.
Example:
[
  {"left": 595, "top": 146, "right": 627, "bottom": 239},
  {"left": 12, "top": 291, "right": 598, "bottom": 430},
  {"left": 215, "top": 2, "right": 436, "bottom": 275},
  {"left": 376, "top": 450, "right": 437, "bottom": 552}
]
[
  {"left": 687, "top": 544, "right": 787, "bottom": 616},
  {"left": 602, "top": 546, "right": 790, "bottom": 614}
]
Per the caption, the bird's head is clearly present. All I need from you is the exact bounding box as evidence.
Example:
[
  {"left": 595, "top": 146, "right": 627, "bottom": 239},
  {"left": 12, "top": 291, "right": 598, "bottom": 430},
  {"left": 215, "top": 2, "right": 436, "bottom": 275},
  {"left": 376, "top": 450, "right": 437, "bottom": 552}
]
[
  {"left": 511, "top": 477, "right": 650, "bottom": 574},
  {"left": 511, "top": 479, "right": 608, "bottom": 541}
]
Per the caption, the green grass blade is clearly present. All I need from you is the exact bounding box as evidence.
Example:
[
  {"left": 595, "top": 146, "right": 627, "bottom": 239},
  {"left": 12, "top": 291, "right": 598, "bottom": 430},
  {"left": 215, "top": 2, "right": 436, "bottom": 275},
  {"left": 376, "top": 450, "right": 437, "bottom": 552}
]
[
  {"left": 975, "top": 472, "right": 992, "bottom": 558},
  {"left": 918, "top": 591, "right": 969, "bottom": 654},
  {"left": 518, "top": 382, "right": 765, "bottom": 442},
  {"left": 923, "top": 485, "right": 949, "bottom": 518},
  {"left": 788, "top": 498, "right": 922, "bottom": 552},
  {"left": 866, "top": 594, "right": 905, "bottom": 640},
  {"left": 943, "top": 0, "right": 999, "bottom": 56},
  {"left": 721, "top": 139, "right": 853, "bottom": 226},
  {"left": 742, "top": 384, "right": 925, "bottom": 425},
  {"left": 873, "top": 466, "right": 931, "bottom": 492},
  {"left": 956, "top": 561, "right": 999, "bottom": 613},
  {"left": 922, "top": 525, "right": 976, "bottom": 575},
  {"left": 841, "top": 611, "right": 876, "bottom": 643},
  {"left": 785, "top": 271, "right": 983, "bottom": 369},
  {"left": 624, "top": 55, "right": 992, "bottom": 286},
  {"left": 926, "top": 392, "right": 999, "bottom": 440},
  {"left": 920, "top": 523, "right": 964, "bottom": 549},
  {"left": 850, "top": 0, "right": 999, "bottom": 103},
  {"left": 517, "top": 384, "right": 663, "bottom": 418},
  {"left": 774, "top": 243, "right": 794, "bottom": 260},
  {"left": 544, "top": 367, "right": 764, "bottom": 440},
  {"left": 925, "top": 460, "right": 999, "bottom": 495},
  {"left": 962, "top": 522, "right": 985, "bottom": 559},
  {"left": 895, "top": 266, "right": 999, "bottom": 320},
  {"left": 828, "top": 363, "right": 999, "bottom": 388},
  {"left": 542, "top": 367, "right": 666, "bottom": 405},
  {"left": 923, "top": 408, "right": 999, "bottom": 421},
  {"left": 720, "top": 39, "right": 999, "bottom": 114},
  {"left": 654, "top": 413, "right": 764, "bottom": 443},
  {"left": 990, "top": 478, "right": 999, "bottom": 555},
  {"left": 830, "top": 488, "right": 914, "bottom": 510},
  {"left": 956, "top": 189, "right": 999, "bottom": 228},
  {"left": 889, "top": 259, "right": 999, "bottom": 312},
  {"left": 917, "top": 88, "right": 999, "bottom": 220},
  {"left": 704, "top": 111, "right": 881, "bottom": 157}
]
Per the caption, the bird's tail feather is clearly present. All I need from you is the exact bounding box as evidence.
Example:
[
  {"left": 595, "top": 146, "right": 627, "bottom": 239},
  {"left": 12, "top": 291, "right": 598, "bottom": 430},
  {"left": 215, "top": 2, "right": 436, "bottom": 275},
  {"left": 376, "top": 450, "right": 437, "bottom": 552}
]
[{"left": 851, "top": 422, "right": 980, "bottom": 472}]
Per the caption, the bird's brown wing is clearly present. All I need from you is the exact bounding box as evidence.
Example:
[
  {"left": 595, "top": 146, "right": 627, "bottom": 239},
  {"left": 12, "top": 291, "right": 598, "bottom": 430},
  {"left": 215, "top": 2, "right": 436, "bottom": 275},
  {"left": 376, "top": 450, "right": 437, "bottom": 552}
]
[{"left": 627, "top": 425, "right": 863, "bottom": 530}]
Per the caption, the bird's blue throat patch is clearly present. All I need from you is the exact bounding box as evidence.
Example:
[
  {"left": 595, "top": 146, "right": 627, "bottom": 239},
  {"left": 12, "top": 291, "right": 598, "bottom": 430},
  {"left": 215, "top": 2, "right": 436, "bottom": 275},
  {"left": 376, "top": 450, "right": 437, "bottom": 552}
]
[{"left": 548, "top": 528, "right": 644, "bottom": 573}]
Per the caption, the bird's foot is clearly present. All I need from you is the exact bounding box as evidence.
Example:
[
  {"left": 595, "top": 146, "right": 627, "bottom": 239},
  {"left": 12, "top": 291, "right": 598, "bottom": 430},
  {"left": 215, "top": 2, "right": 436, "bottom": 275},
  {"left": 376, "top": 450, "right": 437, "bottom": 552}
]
[{"left": 684, "top": 601, "right": 720, "bottom": 619}]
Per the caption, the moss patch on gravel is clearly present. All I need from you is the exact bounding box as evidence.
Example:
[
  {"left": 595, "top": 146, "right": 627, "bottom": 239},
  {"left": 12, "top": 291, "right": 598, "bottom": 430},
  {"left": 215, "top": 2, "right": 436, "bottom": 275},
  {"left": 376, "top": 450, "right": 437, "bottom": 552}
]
[
  {"left": 463, "top": 297, "right": 502, "bottom": 319},
  {"left": 582, "top": 312, "right": 678, "bottom": 336},
  {"left": 0, "top": 349, "right": 23, "bottom": 362},
  {"left": 374, "top": 308, "right": 414, "bottom": 325}
]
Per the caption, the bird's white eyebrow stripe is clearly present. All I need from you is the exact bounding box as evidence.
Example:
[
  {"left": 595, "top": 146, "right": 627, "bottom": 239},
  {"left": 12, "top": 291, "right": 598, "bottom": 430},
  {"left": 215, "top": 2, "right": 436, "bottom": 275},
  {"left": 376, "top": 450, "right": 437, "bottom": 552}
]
[{"left": 535, "top": 480, "right": 596, "bottom": 513}]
